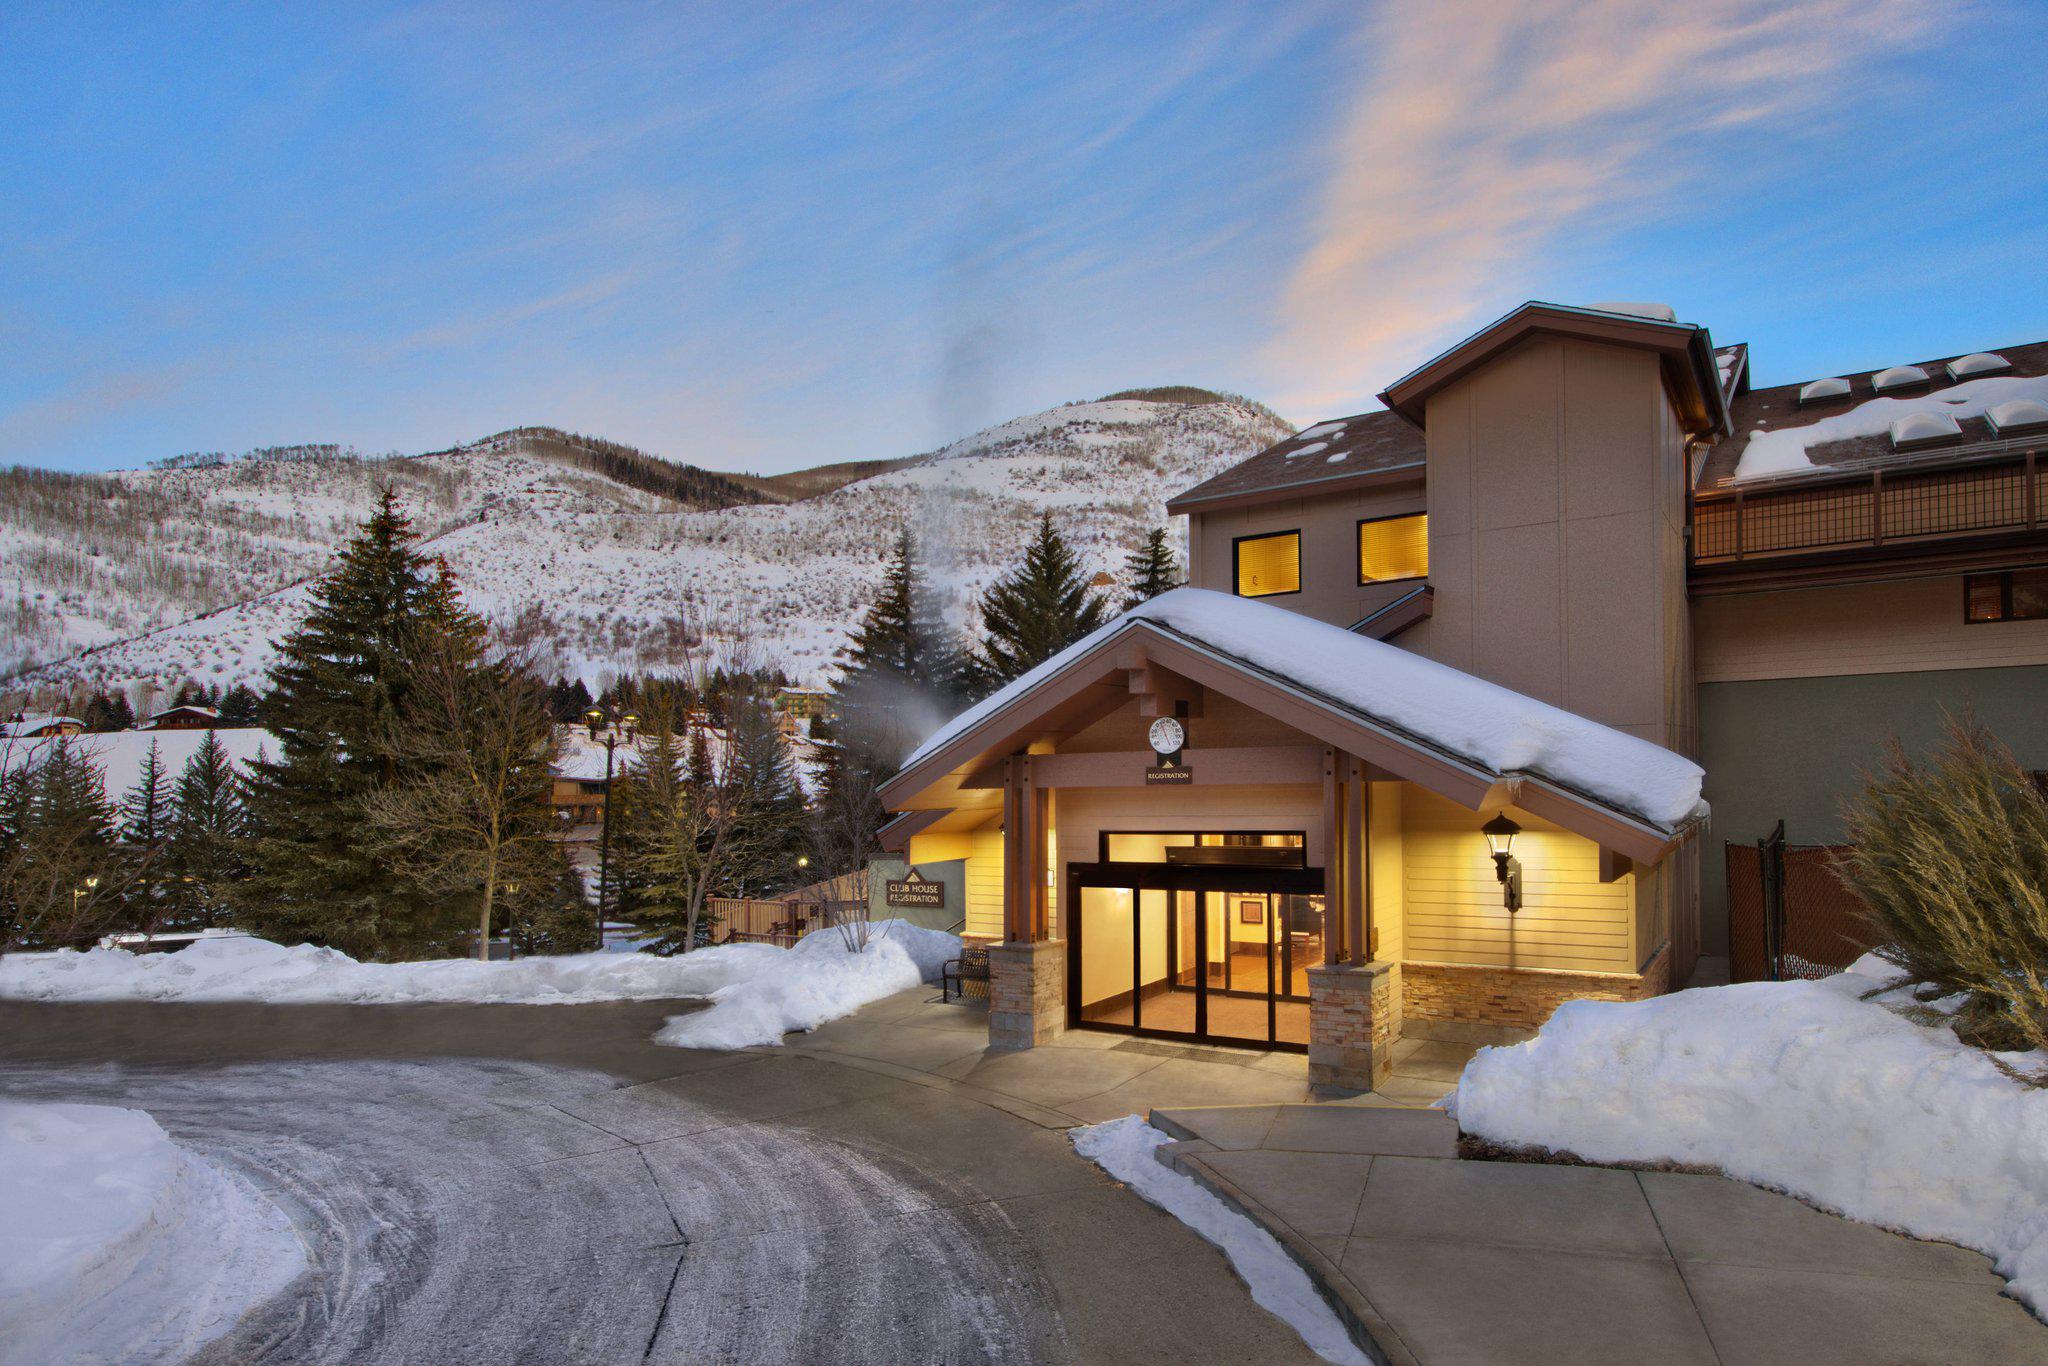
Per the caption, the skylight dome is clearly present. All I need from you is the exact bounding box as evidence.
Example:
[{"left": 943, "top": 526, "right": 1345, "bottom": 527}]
[
  {"left": 1871, "top": 365, "right": 1930, "bottom": 393},
  {"left": 1987, "top": 398, "right": 2048, "bottom": 435},
  {"left": 1798, "top": 377, "right": 1852, "bottom": 405},
  {"left": 1946, "top": 353, "right": 2011, "bottom": 381},
  {"left": 1889, "top": 411, "right": 1962, "bottom": 449}
]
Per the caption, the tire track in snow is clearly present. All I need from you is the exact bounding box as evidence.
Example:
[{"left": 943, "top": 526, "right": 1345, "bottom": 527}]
[{"left": 0, "top": 1058, "right": 1067, "bottom": 1364}]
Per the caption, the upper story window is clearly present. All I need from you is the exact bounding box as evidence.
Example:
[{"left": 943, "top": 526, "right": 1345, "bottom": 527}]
[
  {"left": 1359, "top": 513, "right": 1428, "bottom": 584},
  {"left": 1965, "top": 570, "right": 2048, "bottom": 623},
  {"left": 1234, "top": 530, "right": 1300, "bottom": 598}
]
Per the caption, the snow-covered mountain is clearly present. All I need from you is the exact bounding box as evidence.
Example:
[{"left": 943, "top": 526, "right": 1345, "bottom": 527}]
[{"left": 3, "top": 395, "right": 1291, "bottom": 698}]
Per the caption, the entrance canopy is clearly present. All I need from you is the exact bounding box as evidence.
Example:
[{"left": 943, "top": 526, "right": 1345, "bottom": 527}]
[{"left": 880, "top": 589, "right": 1705, "bottom": 864}]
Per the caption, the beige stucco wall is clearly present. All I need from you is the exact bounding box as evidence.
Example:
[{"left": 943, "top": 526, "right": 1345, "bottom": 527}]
[
  {"left": 1399, "top": 788, "right": 1635, "bottom": 973},
  {"left": 1403, "top": 336, "right": 1694, "bottom": 753},
  {"left": 1696, "top": 575, "right": 2048, "bottom": 683},
  {"left": 1187, "top": 479, "right": 1426, "bottom": 631}
]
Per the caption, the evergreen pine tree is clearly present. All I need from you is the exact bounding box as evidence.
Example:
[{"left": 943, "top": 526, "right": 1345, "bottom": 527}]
[
  {"left": 106, "top": 692, "right": 136, "bottom": 732},
  {"left": 725, "top": 692, "right": 808, "bottom": 896},
  {"left": 82, "top": 692, "right": 120, "bottom": 732},
  {"left": 120, "top": 740, "right": 173, "bottom": 934},
  {"left": 163, "top": 730, "right": 247, "bottom": 930},
  {"left": 0, "top": 740, "right": 125, "bottom": 951},
  {"left": 234, "top": 490, "right": 486, "bottom": 959},
  {"left": 972, "top": 511, "right": 1109, "bottom": 690},
  {"left": 816, "top": 530, "right": 968, "bottom": 872},
  {"left": 217, "top": 683, "right": 261, "bottom": 726},
  {"left": 1121, "top": 527, "right": 1182, "bottom": 610}
]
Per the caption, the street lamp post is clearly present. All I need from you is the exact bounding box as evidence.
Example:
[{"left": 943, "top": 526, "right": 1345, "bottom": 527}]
[{"left": 585, "top": 707, "right": 639, "bottom": 951}]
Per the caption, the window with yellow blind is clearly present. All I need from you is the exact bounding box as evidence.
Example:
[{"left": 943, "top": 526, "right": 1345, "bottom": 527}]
[
  {"left": 1358, "top": 513, "right": 1428, "bottom": 583},
  {"left": 1233, "top": 530, "right": 1300, "bottom": 597}
]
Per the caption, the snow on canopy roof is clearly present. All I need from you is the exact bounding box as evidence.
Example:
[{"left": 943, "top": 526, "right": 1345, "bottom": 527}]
[
  {"left": 903, "top": 588, "right": 1704, "bottom": 832},
  {"left": 1947, "top": 352, "right": 2011, "bottom": 380},
  {"left": 1870, "top": 364, "right": 1929, "bottom": 392}
]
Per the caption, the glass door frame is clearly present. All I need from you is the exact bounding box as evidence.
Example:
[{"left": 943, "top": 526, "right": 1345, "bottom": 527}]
[{"left": 1066, "top": 859, "right": 1325, "bottom": 1053}]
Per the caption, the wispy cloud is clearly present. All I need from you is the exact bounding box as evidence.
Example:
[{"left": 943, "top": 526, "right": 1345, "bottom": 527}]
[
  {"left": 0, "top": 364, "right": 201, "bottom": 459},
  {"left": 1269, "top": 0, "right": 1938, "bottom": 412}
]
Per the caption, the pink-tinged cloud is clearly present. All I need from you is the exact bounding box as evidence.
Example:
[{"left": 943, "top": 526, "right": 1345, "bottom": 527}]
[{"left": 1269, "top": 0, "right": 1937, "bottom": 414}]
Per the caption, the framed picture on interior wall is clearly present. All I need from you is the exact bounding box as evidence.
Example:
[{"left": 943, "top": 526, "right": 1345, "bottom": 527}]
[{"left": 1238, "top": 899, "right": 1264, "bottom": 926}]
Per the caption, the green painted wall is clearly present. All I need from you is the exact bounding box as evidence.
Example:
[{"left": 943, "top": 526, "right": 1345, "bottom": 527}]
[{"left": 1697, "top": 664, "right": 2048, "bottom": 957}]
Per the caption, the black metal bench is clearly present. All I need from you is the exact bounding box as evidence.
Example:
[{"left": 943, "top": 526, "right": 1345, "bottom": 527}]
[{"left": 941, "top": 945, "right": 990, "bottom": 1003}]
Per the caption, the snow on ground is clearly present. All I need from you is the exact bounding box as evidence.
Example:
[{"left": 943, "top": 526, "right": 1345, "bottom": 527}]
[
  {"left": 0, "top": 921, "right": 960, "bottom": 1050},
  {"left": 0, "top": 1100, "right": 304, "bottom": 1365},
  {"left": 1453, "top": 955, "right": 2048, "bottom": 1316},
  {"left": 1071, "top": 1116, "right": 1370, "bottom": 1366},
  {"left": 0, "top": 934, "right": 790, "bottom": 1006},
  {"left": 654, "top": 921, "right": 960, "bottom": 1050},
  {"left": 1734, "top": 372, "right": 2048, "bottom": 479},
  {"left": 908, "top": 587, "right": 1704, "bottom": 830}
]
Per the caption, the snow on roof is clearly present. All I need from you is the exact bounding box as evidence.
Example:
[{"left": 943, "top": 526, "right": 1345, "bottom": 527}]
[
  {"left": 0, "top": 714, "right": 82, "bottom": 737},
  {"left": 150, "top": 705, "right": 219, "bottom": 720},
  {"left": 904, "top": 588, "right": 1704, "bottom": 832},
  {"left": 1946, "top": 352, "right": 2011, "bottom": 381},
  {"left": 1988, "top": 397, "right": 2048, "bottom": 434},
  {"left": 1797, "top": 377, "right": 1852, "bottom": 405},
  {"left": 1870, "top": 364, "right": 1929, "bottom": 392},
  {"left": 1286, "top": 441, "right": 1328, "bottom": 459},
  {"left": 1734, "top": 373, "right": 2048, "bottom": 479},
  {"left": 1300, "top": 421, "right": 1348, "bottom": 440},
  {"left": 1889, "top": 411, "right": 1961, "bottom": 448},
  {"left": 0, "top": 729, "right": 274, "bottom": 797},
  {"left": 1588, "top": 301, "right": 1677, "bottom": 323}
]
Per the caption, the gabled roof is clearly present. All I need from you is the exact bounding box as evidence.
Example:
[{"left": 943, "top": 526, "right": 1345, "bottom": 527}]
[
  {"left": 1377, "top": 301, "right": 1731, "bottom": 438},
  {"left": 883, "top": 589, "right": 1705, "bottom": 863},
  {"left": 1166, "top": 411, "right": 1423, "bottom": 514}
]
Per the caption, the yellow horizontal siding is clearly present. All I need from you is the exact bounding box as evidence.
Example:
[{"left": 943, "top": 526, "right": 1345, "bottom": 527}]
[
  {"left": 1401, "top": 789, "right": 1632, "bottom": 972},
  {"left": 965, "top": 829, "right": 1004, "bottom": 940}
]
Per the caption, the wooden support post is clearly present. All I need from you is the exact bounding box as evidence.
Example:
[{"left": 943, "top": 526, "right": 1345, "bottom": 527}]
[
  {"left": 1001, "top": 757, "right": 1023, "bottom": 942},
  {"left": 1322, "top": 749, "right": 1343, "bottom": 963},
  {"left": 1343, "top": 756, "right": 1369, "bottom": 967}
]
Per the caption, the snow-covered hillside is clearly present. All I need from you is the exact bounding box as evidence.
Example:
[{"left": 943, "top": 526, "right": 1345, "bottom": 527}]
[{"left": 4, "top": 397, "right": 1290, "bottom": 695}]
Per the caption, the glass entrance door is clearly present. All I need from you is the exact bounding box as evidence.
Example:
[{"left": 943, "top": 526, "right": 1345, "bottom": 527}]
[{"left": 1069, "top": 863, "right": 1325, "bottom": 1051}]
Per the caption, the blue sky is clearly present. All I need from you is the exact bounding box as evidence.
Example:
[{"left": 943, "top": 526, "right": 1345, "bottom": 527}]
[{"left": 4, "top": 1, "right": 2045, "bottom": 475}]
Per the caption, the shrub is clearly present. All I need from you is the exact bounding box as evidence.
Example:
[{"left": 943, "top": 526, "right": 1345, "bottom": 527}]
[{"left": 1834, "top": 716, "right": 2048, "bottom": 1066}]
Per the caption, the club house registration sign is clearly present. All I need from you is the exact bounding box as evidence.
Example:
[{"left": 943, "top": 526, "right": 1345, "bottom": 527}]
[{"left": 884, "top": 869, "right": 946, "bottom": 908}]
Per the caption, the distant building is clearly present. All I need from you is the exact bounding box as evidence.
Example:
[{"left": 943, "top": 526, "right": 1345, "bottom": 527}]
[
  {"left": 1, "top": 713, "right": 85, "bottom": 738},
  {"left": 772, "top": 686, "right": 830, "bottom": 738},
  {"left": 145, "top": 705, "right": 222, "bottom": 731}
]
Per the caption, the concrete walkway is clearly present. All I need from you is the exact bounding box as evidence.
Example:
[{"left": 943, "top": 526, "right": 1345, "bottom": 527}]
[
  {"left": 1151, "top": 1104, "right": 2047, "bottom": 1366},
  {"left": 783, "top": 987, "right": 1477, "bottom": 1121}
]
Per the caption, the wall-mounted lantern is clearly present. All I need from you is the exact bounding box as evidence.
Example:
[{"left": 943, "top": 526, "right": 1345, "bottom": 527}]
[{"left": 1481, "top": 814, "right": 1523, "bottom": 914}]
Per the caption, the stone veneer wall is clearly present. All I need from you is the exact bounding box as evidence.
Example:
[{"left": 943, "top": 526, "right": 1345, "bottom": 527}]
[
  {"left": 1401, "top": 943, "right": 1671, "bottom": 1032},
  {"left": 1307, "top": 961, "right": 1400, "bottom": 1091},
  {"left": 988, "top": 939, "right": 1066, "bottom": 1049}
]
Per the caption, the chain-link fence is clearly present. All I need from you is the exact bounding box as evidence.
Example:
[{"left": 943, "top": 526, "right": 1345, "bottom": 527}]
[{"left": 1725, "top": 823, "right": 1879, "bottom": 982}]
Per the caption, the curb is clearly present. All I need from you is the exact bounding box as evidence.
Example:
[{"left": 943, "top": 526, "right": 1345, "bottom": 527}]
[{"left": 1153, "top": 1137, "right": 1419, "bottom": 1366}]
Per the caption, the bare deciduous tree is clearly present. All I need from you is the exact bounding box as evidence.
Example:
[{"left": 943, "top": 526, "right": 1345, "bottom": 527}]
[{"left": 363, "top": 641, "right": 563, "bottom": 961}]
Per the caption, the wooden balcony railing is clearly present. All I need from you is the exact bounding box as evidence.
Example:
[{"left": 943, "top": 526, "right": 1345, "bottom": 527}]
[{"left": 1692, "top": 440, "right": 2045, "bottom": 568}]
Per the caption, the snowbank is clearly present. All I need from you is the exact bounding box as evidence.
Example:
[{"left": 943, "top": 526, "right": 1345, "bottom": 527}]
[
  {"left": 0, "top": 933, "right": 790, "bottom": 1005},
  {"left": 655, "top": 921, "right": 960, "bottom": 1050},
  {"left": 1454, "top": 956, "right": 2048, "bottom": 1315},
  {"left": 1071, "top": 1117, "right": 1369, "bottom": 1365},
  {"left": 0, "top": 1100, "right": 304, "bottom": 1364},
  {"left": 1734, "top": 373, "right": 2048, "bottom": 479},
  {"left": 905, "top": 588, "right": 1704, "bottom": 830},
  {"left": 0, "top": 922, "right": 961, "bottom": 1051}
]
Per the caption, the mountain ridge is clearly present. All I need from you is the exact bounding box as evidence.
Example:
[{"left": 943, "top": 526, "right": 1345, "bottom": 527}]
[{"left": 2, "top": 392, "right": 1293, "bottom": 699}]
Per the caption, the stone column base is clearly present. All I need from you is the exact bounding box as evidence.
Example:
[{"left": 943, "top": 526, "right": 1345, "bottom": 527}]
[
  {"left": 1307, "top": 960, "right": 1401, "bottom": 1092},
  {"left": 988, "top": 939, "right": 1066, "bottom": 1050}
]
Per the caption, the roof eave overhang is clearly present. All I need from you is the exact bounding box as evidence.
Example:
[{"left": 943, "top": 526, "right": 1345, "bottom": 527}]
[
  {"left": 1165, "top": 461, "right": 1426, "bottom": 517},
  {"left": 1376, "top": 303, "right": 1731, "bottom": 440},
  {"left": 881, "top": 616, "right": 1691, "bottom": 864}
]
